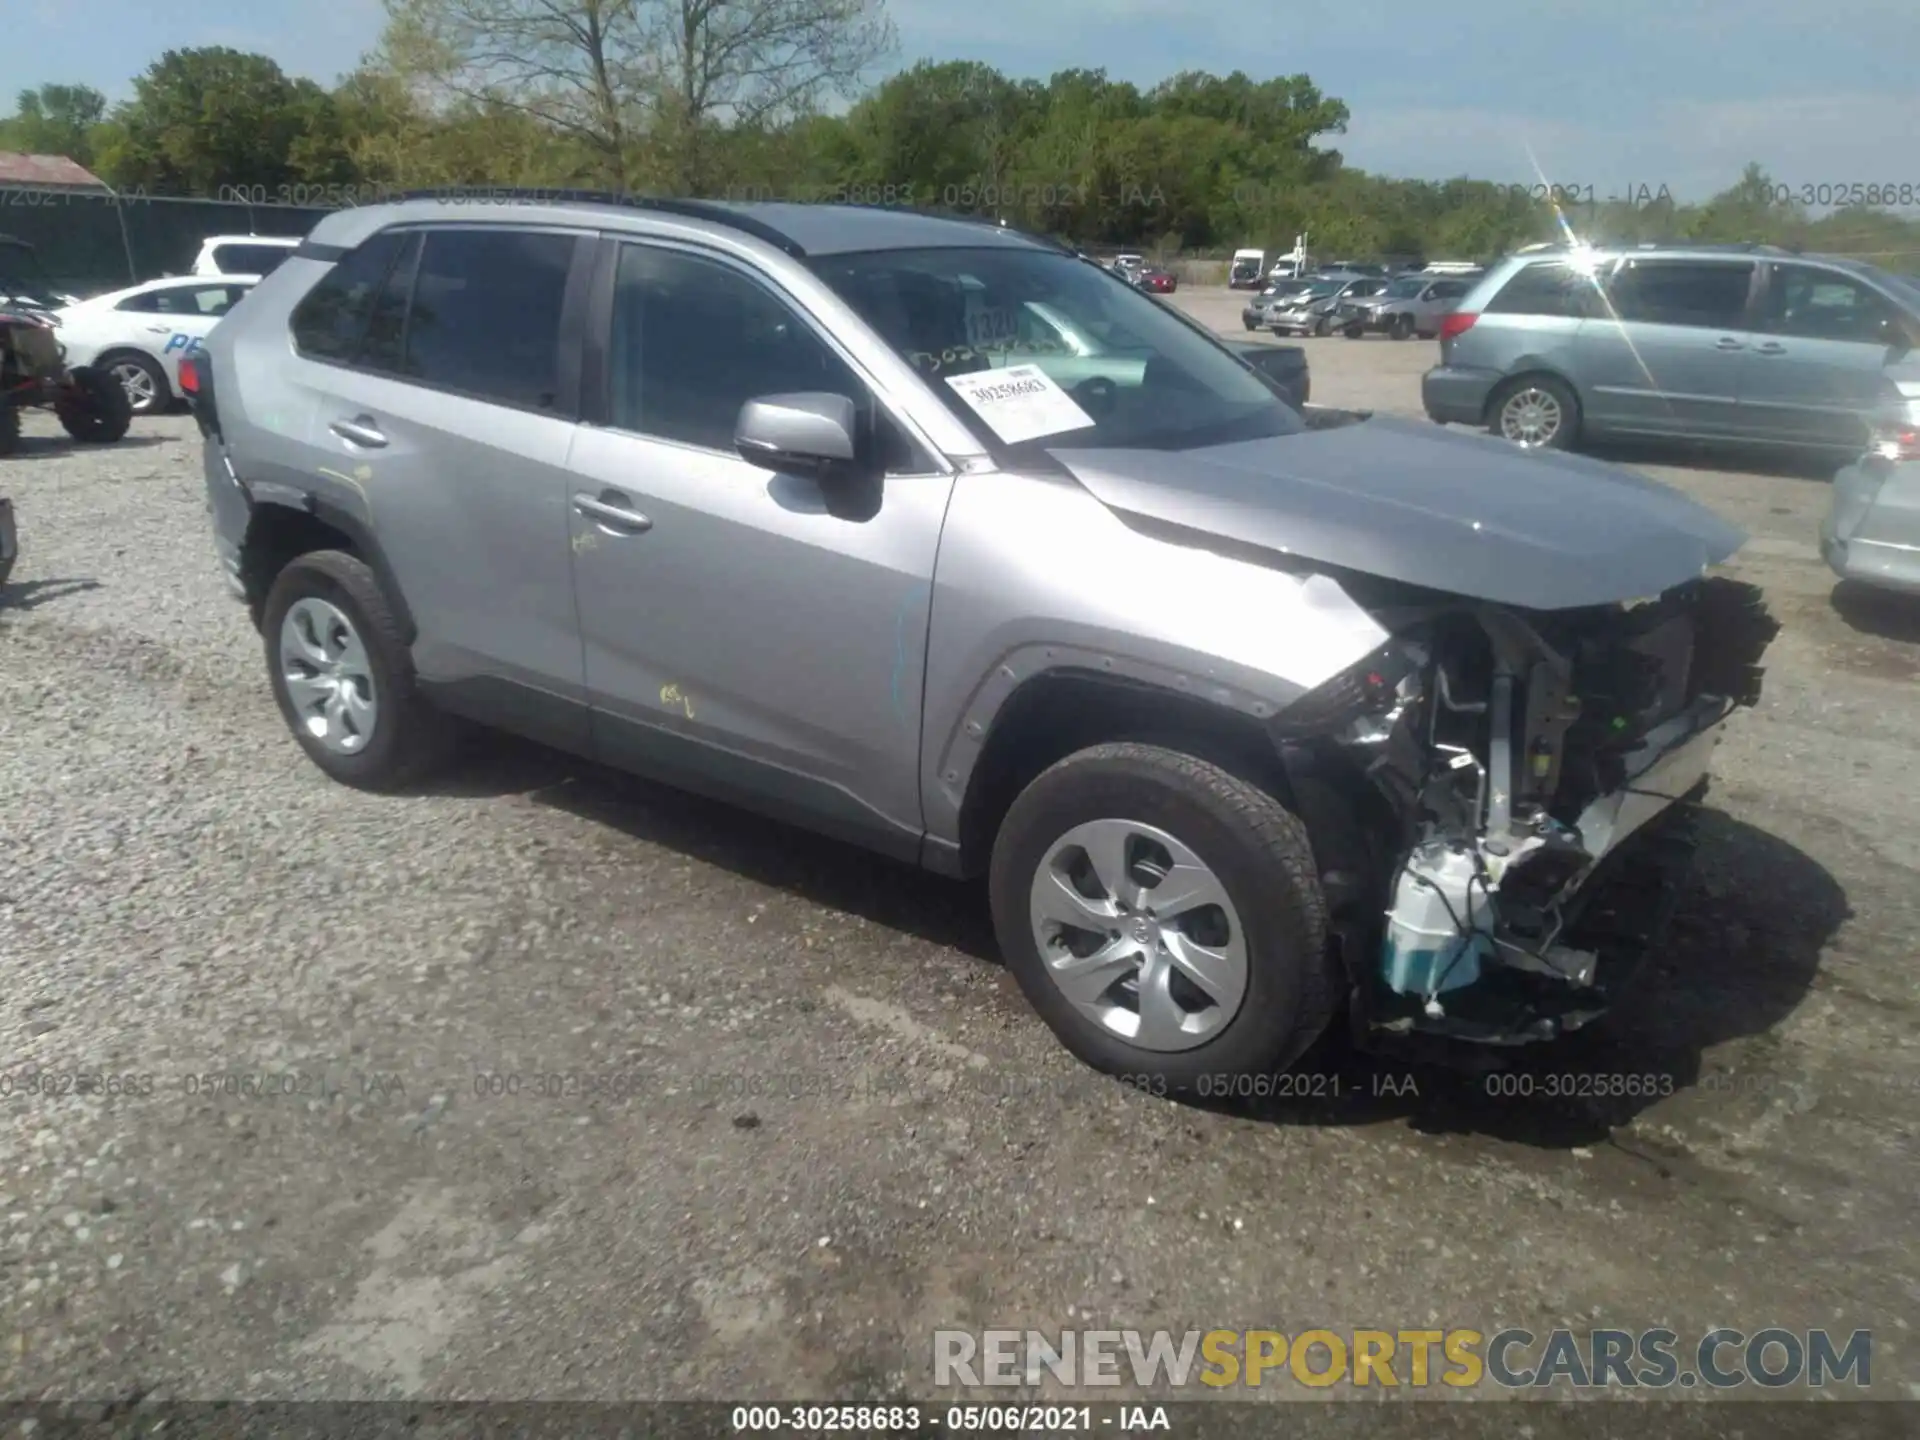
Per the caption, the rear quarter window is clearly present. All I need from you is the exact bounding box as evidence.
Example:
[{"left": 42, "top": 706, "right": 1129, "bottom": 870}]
[{"left": 1484, "top": 261, "right": 1598, "bottom": 318}]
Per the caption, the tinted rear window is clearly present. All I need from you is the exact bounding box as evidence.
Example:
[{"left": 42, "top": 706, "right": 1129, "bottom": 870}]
[
  {"left": 1607, "top": 260, "right": 1754, "bottom": 328},
  {"left": 400, "top": 228, "right": 576, "bottom": 410},
  {"left": 212, "top": 243, "right": 294, "bottom": 275}
]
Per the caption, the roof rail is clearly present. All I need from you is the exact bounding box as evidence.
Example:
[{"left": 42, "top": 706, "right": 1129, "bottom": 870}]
[{"left": 390, "top": 187, "right": 808, "bottom": 256}]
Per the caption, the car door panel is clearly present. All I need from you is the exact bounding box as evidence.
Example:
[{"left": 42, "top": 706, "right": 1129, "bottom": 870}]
[
  {"left": 286, "top": 225, "right": 592, "bottom": 733},
  {"left": 566, "top": 240, "right": 955, "bottom": 851},
  {"left": 1575, "top": 260, "right": 1755, "bottom": 437},
  {"left": 1738, "top": 263, "right": 1906, "bottom": 448},
  {"left": 568, "top": 431, "right": 951, "bottom": 852}
]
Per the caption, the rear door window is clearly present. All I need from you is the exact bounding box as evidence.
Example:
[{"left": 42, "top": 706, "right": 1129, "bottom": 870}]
[
  {"left": 398, "top": 228, "right": 578, "bottom": 410},
  {"left": 1606, "top": 260, "right": 1755, "bottom": 329}
]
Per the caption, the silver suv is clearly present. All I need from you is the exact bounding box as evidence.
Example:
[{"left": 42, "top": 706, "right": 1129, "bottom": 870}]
[
  {"left": 194, "top": 194, "right": 1776, "bottom": 1085},
  {"left": 1341, "top": 273, "right": 1479, "bottom": 340},
  {"left": 1424, "top": 242, "right": 1920, "bottom": 451}
]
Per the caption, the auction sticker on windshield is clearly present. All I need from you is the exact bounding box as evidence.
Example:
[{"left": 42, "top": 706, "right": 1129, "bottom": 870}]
[{"left": 946, "top": 363, "right": 1095, "bottom": 444}]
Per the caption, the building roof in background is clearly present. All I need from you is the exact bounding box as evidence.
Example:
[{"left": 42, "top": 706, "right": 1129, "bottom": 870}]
[{"left": 0, "top": 153, "right": 110, "bottom": 190}]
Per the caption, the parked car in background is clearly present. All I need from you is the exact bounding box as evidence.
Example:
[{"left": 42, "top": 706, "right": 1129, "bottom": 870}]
[
  {"left": 1822, "top": 356, "right": 1920, "bottom": 594},
  {"left": 1423, "top": 242, "right": 1920, "bottom": 452},
  {"left": 1241, "top": 275, "right": 1317, "bottom": 330},
  {"left": 1341, "top": 273, "right": 1479, "bottom": 340},
  {"left": 1269, "top": 276, "right": 1389, "bottom": 336},
  {"left": 1136, "top": 266, "right": 1177, "bottom": 294},
  {"left": 192, "top": 235, "right": 300, "bottom": 278},
  {"left": 1110, "top": 253, "right": 1145, "bottom": 282},
  {"left": 1227, "top": 340, "right": 1310, "bottom": 409},
  {"left": 1229, "top": 249, "right": 1267, "bottom": 288},
  {"left": 55, "top": 274, "right": 260, "bottom": 414}
]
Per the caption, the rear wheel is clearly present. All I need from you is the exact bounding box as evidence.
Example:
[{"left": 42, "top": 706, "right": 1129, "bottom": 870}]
[
  {"left": 1490, "top": 374, "right": 1580, "bottom": 450},
  {"left": 262, "top": 549, "right": 454, "bottom": 791},
  {"left": 0, "top": 401, "right": 19, "bottom": 456},
  {"left": 100, "top": 350, "right": 170, "bottom": 415},
  {"left": 55, "top": 366, "right": 132, "bottom": 442},
  {"left": 989, "top": 742, "right": 1336, "bottom": 1089},
  {"left": 1343, "top": 322, "right": 1365, "bottom": 339}
]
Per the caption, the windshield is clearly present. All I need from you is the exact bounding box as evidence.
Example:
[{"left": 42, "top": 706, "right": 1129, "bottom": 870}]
[
  {"left": 811, "top": 246, "right": 1301, "bottom": 457},
  {"left": 0, "top": 243, "right": 63, "bottom": 308}
]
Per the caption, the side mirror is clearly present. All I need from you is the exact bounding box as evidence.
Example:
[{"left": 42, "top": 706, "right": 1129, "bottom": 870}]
[{"left": 734, "top": 392, "right": 860, "bottom": 481}]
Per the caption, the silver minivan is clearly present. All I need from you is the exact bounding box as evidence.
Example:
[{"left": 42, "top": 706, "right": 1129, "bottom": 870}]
[{"left": 1423, "top": 242, "right": 1920, "bottom": 451}]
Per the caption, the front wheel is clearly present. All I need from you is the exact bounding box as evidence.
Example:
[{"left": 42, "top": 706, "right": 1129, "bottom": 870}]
[
  {"left": 55, "top": 366, "right": 133, "bottom": 442},
  {"left": 1343, "top": 323, "right": 1365, "bottom": 339},
  {"left": 1389, "top": 314, "right": 1415, "bottom": 341},
  {"left": 1312, "top": 315, "right": 1332, "bottom": 337},
  {"left": 989, "top": 742, "right": 1336, "bottom": 1089}
]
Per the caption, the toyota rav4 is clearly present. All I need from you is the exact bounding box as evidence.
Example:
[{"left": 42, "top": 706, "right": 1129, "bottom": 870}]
[{"left": 193, "top": 194, "right": 1777, "bottom": 1085}]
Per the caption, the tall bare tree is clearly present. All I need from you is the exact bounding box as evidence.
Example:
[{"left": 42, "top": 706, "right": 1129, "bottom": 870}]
[{"left": 378, "top": 0, "right": 894, "bottom": 193}]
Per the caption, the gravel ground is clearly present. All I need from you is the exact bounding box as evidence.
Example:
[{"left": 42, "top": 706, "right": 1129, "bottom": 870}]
[{"left": 3, "top": 309, "right": 1919, "bottom": 1416}]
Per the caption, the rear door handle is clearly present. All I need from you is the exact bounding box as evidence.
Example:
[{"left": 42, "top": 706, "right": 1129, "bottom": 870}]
[
  {"left": 329, "top": 415, "right": 388, "bottom": 448},
  {"left": 1715, "top": 336, "right": 1746, "bottom": 350},
  {"left": 1753, "top": 341, "right": 1787, "bottom": 355},
  {"left": 573, "top": 491, "right": 653, "bottom": 534}
]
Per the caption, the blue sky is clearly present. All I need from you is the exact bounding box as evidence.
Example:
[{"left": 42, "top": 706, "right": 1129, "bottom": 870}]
[{"left": 6, "top": 0, "right": 1918, "bottom": 206}]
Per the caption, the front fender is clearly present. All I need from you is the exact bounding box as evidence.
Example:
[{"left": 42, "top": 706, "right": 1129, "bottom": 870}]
[{"left": 919, "top": 467, "right": 1390, "bottom": 844}]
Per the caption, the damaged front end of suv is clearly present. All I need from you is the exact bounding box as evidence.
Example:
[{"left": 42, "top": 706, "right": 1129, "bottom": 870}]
[{"left": 1272, "top": 575, "right": 1777, "bottom": 1049}]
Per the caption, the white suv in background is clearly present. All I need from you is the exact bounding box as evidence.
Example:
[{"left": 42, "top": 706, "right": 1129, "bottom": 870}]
[{"left": 191, "top": 235, "right": 300, "bottom": 278}]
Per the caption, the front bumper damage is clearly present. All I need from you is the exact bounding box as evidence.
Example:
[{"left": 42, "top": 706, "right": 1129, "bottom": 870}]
[{"left": 1272, "top": 575, "right": 1778, "bottom": 1049}]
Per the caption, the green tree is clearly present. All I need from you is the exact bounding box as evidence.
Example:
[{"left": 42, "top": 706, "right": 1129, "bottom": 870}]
[
  {"left": 95, "top": 49, "right": 351, "bottom": 193},
  {"left": 0, "top": 84, "right": 109, "bottom": 167}
]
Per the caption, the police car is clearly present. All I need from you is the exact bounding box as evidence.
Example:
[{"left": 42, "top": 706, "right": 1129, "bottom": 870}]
[{"left": 54, "top": 274, "right": 260, "bottom": 415}]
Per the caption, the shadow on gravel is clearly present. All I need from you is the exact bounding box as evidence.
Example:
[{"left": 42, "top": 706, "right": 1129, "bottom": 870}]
[
  {"left": 1584, "top": 436, "right": 1842, "bottom": 481},
  {"left": 0, "top": 575, "right": 102, "bottom": 610},
  {"left": 433, "top": 735, "right": 1845, "bottom": 1150},
  {"left": 1185, "top": 810, "right": 1848, "bottom": 1150},
  {"left": 1830, "top": 579, "right": 1920, "bottom": 645},
  {"left": 441, "top": 728, "right": 1001, "bottom": 961},
  {"left": 4, "top": 434, "right": 177, "bottom": 461}
]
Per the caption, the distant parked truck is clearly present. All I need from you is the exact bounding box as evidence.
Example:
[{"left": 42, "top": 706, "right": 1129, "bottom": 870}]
[{"left": 1229, "top": 249, "right": 1267, "bottom": 288}]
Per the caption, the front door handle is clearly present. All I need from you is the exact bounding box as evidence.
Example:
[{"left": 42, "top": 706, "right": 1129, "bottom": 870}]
[
  {"left": 1753, "top": 341, "right": 1787, "bottom": 355},
  {"left": 329, "top": 415, "right": 388, "bottom": 448},
  {"left": 573, "top": 491, "right": 653, "bottom": 534},
  {"left": 1715, "top": 336, "right": 1746, "bottom": 350}
]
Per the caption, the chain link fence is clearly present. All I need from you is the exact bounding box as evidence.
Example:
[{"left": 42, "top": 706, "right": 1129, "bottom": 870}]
[{"left": 1, "top": 189, "right": 330, "bottom": 297}]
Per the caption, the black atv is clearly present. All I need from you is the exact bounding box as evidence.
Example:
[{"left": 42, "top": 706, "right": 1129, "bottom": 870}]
[{"left": 1, "top": 235, "right": 131, "bottom": 456}]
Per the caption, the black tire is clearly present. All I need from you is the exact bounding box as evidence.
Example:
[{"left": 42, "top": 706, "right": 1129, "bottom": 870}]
[
  {"left": 97, "top": 349, "right": 171, "bottom": 415},
  {"left": 1487, "top": 373, "right": 1581, "bottom": 451},
  {"left": 1312, "top": 315, "right": 1331, "bottom": 337},
  {"left": 261, "top": 549, "right": 453, "bottom": 791},
  {"left": 0, "top": 401, "right": 19, "bottom": 456},
  {"left": 55, "top": 365, "right": 133, "bottom": 443},
  {"left": 989, "top": 742, "right": 1337, "bottom": 1089},
  {"left": 1243, "top": 320, "right": 1258, "bottom": 331},
  {"left": 1389, "top": 314, "right": 1415, "bottom": 341},
  {"left": 1343, "top": 323, "right": 1364, "bottom": 339}
]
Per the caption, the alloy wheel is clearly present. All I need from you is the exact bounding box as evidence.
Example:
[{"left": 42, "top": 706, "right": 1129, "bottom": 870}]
[
  {"left": 1026, "top": 818, "right": 1249, "bottom": 1052},
  {"left": 110, "top": 360, "right": 159, "bottom": 413},
  {"left": 279, "top": 596, "right": 379, "bottom": 754},
  {"left": 1498, "top": 387, "right": 1564, "bottom": 448}
]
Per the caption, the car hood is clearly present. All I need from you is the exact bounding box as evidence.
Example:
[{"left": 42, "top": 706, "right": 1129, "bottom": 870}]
[{"left": 1048, "top": 414, "right": 1746, "bottom": 611}]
